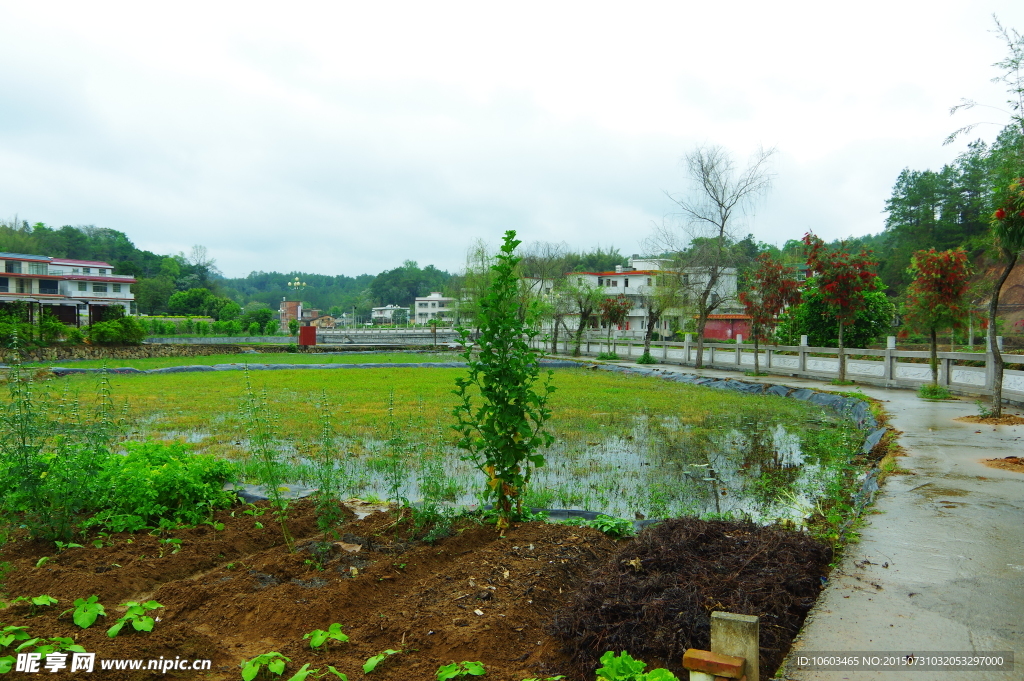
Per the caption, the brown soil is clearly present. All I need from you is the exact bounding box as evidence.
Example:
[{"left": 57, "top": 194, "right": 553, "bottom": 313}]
[
  {"left": 0, "top": 500, "right": 828, "bottom": 680},
  {"left": 981, "top": 456, "right": 1024, "bottom": 473},
  {"left": 954, "top": 414, "right": 1024, "bottom": 425}
]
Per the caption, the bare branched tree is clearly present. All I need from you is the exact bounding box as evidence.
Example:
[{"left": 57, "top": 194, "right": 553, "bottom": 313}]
[{"left": 655, "top": 144, "right": 776, "bottom": 368}]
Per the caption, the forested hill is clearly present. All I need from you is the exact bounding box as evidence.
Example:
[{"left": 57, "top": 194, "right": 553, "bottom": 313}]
[
  {"left": 217, "top": 271, "right": 377, "bottom": 316},
  {"left": 0, "top": 221, "right": 167, "bottom": 276}
]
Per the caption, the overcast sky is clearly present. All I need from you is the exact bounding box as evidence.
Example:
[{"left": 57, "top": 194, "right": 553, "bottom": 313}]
[{"left": 2, "top": 2, "right": 1023, "bottom": 278}]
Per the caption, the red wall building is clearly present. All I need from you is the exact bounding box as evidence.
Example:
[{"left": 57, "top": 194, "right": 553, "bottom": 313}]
[{"left": 701, "top": 314, "right": 751, "bottom": 340}]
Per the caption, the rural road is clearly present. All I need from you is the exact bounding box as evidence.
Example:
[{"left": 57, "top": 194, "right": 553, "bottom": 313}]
[{"left": 608, "top": 359, "right": 1024, "bottom": 681}]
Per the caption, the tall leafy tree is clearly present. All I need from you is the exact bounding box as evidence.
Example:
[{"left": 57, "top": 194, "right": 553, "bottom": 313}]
[
  {"left": 598, "top": 295, "right": 632, "bottom": 354},
  {"left": 739, "top": 253, "right": 802, "bottom": 375},
  {"left": 987, "top": 179, "right": 1024, "bottom": 415},
  {"left": 563, "top": 279, "right": 604, "bottom": 357},
  {"left": 636, "top": 274, "right": 687, "bottom": 363},
  {"left": 802, "top": 233, "right": 880, "bottom": 382},
  {"left": 903, "top": 249, "right": 974, "bottom": 386}
]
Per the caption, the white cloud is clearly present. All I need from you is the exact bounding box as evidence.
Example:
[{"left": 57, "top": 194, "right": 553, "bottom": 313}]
[{"left": 1, "top": 1, "right": 1022, "bottom": 277}]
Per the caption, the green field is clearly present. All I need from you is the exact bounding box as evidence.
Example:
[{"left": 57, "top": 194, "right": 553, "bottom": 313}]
[
  {"left": 24, "top": 363, "right": 863, "bottom": 523},
  {"left": 26, "top": 351, "right": 461, "bottom": 370}
]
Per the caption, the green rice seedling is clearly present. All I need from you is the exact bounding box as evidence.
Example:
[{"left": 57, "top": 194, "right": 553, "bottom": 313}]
[{"left": 107, "top": 600, "right": 162, "bottom": 637}]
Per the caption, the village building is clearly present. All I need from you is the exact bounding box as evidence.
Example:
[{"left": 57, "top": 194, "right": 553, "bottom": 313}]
[
  {"left": 413, "top": 292, "right": 456, "bottom": 323},
  {"left": 565, "top": 256, "right": 746, "bottom": 339},
  {"left": 0, "top": 252, "right": 136, "bottom": 325},
  {"left": 371, "top": 304, "right": 409, "bottom": 324}
]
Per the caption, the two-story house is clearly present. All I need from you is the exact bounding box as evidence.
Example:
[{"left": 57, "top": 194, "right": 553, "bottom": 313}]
[
  {"left": 566, "top": 257, "right": 741, "bottom": 338},
  {"left": 0, "top": 252, "right": 136, "bottom": 325},
  {"left": 413, "top": 292, "right": 456, "bottom": 324}
]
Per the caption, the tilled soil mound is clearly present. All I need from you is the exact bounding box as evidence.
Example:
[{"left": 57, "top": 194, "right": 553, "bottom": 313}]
[
  {"left": 0, "top": 501, "right": 829, "bottom": 680},
  {"left": 549, "top": 517, "right": 833, "bottom": 679}
]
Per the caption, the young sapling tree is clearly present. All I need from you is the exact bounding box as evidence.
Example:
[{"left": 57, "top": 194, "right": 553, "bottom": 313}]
[
  {"left": 903, "top": 248, "right": 973, "bottom": 389},
  {"left": 598, "top": 295, "right": 632, "bottom": 358},
  {"left": 802, "top": 233, "right": 880, "bottom": 382},
  {"left": 453, "top": 230, "right": 556, "bottom": 533},
  {"left": 739, "top": 253, "right": 802, "bottom": 375}
]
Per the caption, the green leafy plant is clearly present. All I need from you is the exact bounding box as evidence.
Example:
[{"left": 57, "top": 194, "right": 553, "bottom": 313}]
[
  {"left": 1, "top": 624, "right": 32, "bottom": 648},
  {"left": 82, "top": 440, "right": 237, "bottom": 534},
  {"left": 379, "top": 389, "right": 412, "bottom": 506},
  {"left": 437, "top": 660, "right": 486, "bottom": 680},
  {"left": 107, "top": 600, "right": 162, "bottom": 637},
  {"left": 13, "top": 635, "right": 86, "bottom": 656},
  {"left": 303, "top": 623, "right": 348, "bottom": 650},
  {"left": 62, "top": 595, "right": 106, "bottom": 629},
  {"left": 519, "top": 677, "right": 565, "bottom": 681},
  {"left": 976, "top": 399, "right": 995, "bottom": 419},
  {"left": 362, "top": 650, "right": 399, "bottom": 674},
  {"left": 241, "top": 652, "right": 290, "bottom": 681},
  {"left": 0, "top": 365, "right": 125, "bottom": 542},
  {"left": 635, "top": 353, "right": 656, "bottom": 364},
  {"left": 306, "top": 391, "right": 350, "bottom": 541},
  {"left": 595, "top": 352, "right": 619, "bottom": 360},
  {"left": 585, "top": 514, "right": 636, "bottom": 538},
  {"left": 239, "top": 371, "right": 294, "bottom": 552},
  {"left": 7, "top": 595, "right": 57, "bottom": 616},
  {"left": 917, "top": 384, "right": 952, "bottom": 400},
  {"left": 453, "top": 230, "right": 556, "bottom": 532},
  {"left": 278, "top": 664, "right": 348, "bottom": 681},
  {"left": 595, "top": 651, "right": 678, "bottom": 681}
]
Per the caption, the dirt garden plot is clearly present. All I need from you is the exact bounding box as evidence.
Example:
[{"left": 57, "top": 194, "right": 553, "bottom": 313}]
[{"left": 0, "top": 500, "right": 831, "bottom": 681}]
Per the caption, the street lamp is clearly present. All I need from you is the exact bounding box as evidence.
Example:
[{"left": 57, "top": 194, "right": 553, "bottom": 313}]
[{"left": 286, "top": 277, "right": 308, "bottom": 292}]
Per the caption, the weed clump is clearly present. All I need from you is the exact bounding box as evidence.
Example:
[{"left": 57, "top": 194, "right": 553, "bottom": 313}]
[{"left": 549, "top": 517, "right": 832, "bottom": 679}]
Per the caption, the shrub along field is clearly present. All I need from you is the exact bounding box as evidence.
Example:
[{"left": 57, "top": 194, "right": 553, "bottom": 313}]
[
  {"left": 0, "top": 358, "right": 869, "bottom": 680},
  {"left": 23, "top": 351, "right": 460, "bottom": 370}
]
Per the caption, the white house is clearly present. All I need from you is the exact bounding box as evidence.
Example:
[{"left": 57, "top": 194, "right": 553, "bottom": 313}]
[
  {"left": 1, "top": 252, "right": 136, "bottom": 325},
  {"left": 413, "top": 292, "right": 456, "bottom": 324},
  {"left": 371, "top": 304, "right": 409, "bottom": 324},
  {"left": 564, "top": 257, "right": 739, "bottom": 338}
]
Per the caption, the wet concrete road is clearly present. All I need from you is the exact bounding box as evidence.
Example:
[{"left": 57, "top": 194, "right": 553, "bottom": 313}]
[{"left": 611, "top": 361, "right": 1024, "bottom": 680}]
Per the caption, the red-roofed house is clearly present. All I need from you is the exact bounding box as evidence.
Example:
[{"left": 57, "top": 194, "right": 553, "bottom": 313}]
[{"left": 565, "top": 257, "right": 741, "bottom": 338}]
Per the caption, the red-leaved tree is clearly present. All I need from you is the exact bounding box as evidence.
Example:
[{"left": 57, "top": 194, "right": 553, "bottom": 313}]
[
  {"left": 738, "top": 253, "right": 802, "bottom": 375},
  {"left": 598, "top": 295, "right": 633, "bottom": 355},
  {"left": 802, "top": 233, "right": 880, "bottom": 382},
  {"left": 987, "top": 178, "right": 1024, "bottom": 416},
  {"left": 903, "top": 248, "right": 973, "bottom": 387}
]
